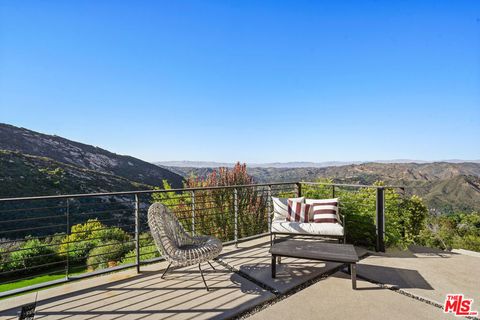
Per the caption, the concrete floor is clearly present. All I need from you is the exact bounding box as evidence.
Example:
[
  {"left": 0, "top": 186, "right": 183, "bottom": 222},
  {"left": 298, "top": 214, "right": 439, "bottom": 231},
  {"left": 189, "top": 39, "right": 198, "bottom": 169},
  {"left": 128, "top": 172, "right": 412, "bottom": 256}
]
[
  {"left": 249, "top": 272, "right": 455, "bottom": 320},
  {"left": 357, "top": 245, "right": 480, "bottom": 306},
  {"left": 0, "top": 237, "right": 478, "bottom": 320}
]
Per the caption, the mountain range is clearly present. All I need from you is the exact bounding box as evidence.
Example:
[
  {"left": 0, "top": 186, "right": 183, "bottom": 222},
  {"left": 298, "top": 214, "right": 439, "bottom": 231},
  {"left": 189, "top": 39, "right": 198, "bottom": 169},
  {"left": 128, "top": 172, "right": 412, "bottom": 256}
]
[
  {"left": 156, "top": 159, "right": 480, "bottom": 168},
  {"left": 163, "top": 162, "right": 480, "bottom": 214}
]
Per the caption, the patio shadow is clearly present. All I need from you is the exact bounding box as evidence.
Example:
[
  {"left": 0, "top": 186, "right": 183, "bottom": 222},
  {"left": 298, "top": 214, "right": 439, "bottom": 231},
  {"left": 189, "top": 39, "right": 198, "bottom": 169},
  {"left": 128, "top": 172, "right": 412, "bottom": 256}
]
[
  {"left": 0, "top": 262, "right": 274, "bottom": 320},
  {"left": 237, "top": 260, "right": 343, "bottom": 294},
  {"left": 357, "top": 264, "right": 433, "bottom": 290}
]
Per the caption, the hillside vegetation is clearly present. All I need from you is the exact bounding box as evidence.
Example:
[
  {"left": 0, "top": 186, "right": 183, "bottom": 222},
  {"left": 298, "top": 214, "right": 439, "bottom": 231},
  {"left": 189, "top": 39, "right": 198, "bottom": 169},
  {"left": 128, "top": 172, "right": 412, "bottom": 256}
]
[
  {"left": 0, "top": 150, "right": 151, "bottom": 198},
  {"left": 0, "top": 123, "right": 184, "bottom": 188}
]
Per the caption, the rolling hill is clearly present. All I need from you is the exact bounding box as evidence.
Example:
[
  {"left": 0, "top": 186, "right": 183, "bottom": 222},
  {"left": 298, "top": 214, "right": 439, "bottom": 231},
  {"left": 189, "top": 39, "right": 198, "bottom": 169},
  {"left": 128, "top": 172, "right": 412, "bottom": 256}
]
[
  {"left": 0, "top": 123, "right": 184, "bottom": 190},
  {"left": 162, "top": 162, "right": 480, "bottom": 214},
  {"left": 165, "top": 162, "right": 480, "bottom": 183},
  {"left": 0, "top": 150, "right": 152, "bottom": 198}
]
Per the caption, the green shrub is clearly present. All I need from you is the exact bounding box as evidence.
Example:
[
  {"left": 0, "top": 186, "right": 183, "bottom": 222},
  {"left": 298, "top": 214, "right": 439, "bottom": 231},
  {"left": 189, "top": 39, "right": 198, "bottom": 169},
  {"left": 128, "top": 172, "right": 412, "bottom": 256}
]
[
  {"left": 86, "top": 240, "right": 133, "bottom": 270},
  {"left": 419, "top": 212, "right": 480, "bottom": 251},
  {"left": 399, "top": 195, "right": 428, "bottom": 244},
  {"left": 9, "top": 238, "right": 62, "bottom": 271},
  {"left": 120, "top": 233, "right": 160, "bottom": 264},
  {"left": 59, "top": 220, "right": 132, "bottom": 263},
  {"left": 0, "top": 248, "right": 9, "bottom": 273},
  {"left": 120, "top": 245, "right": 160, "bottom": 265}
]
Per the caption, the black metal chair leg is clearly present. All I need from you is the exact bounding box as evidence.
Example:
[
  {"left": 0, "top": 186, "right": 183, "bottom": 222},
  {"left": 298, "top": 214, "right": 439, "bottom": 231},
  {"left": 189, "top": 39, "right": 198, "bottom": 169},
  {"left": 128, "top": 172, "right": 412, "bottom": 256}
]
[
  {"left": 198, "top": 264, "right": 209, "bottom": 291},
  {"left": 161, "top": 263, "right": 172, "bottom": 279},
  {"left": 207, "top": 261, "right": 216, "bottom": 270}
]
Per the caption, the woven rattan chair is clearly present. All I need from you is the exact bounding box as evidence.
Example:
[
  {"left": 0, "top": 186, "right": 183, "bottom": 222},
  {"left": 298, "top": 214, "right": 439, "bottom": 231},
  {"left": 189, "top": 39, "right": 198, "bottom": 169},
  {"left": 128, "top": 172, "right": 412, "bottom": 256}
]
[{"left": 148, "top": 202, "right": 223, "bottom": 290}]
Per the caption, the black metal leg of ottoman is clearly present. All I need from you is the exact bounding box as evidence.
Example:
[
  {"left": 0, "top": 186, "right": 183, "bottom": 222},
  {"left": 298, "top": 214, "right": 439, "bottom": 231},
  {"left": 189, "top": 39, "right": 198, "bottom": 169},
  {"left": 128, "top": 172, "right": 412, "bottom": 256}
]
[
  {"left": 351, "top": 263, "right": 357, "bottom": 290},
  {"left": 271, "top": 255, "right": 276, "bottom": 278}
]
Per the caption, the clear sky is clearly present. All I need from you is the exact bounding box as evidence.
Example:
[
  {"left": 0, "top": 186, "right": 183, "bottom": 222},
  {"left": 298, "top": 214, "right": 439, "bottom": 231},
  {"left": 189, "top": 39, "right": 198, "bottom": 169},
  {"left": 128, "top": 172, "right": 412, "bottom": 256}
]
[{"left": 1, "top": 1, "right": 479, "bottom": 163}]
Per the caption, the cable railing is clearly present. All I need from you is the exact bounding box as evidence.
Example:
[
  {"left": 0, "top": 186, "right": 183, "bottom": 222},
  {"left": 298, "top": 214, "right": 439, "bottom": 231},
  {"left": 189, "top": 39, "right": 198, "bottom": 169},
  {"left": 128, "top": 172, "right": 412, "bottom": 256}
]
[{"left": 0, "top": 181, "right": 400, "bottom": 298}]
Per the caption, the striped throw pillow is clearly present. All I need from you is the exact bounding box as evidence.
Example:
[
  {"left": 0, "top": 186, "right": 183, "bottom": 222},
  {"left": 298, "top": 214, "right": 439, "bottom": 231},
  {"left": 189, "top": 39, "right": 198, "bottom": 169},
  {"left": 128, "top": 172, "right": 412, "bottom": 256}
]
[
  {"left": 272, "top": 197, "right": 304, "bottom": 221},
  {"left": 286, "top": 200, "right": 311, "bottom": 223},
  {"left": 306, "top": 198, "right": 340, "bottom": 224}
]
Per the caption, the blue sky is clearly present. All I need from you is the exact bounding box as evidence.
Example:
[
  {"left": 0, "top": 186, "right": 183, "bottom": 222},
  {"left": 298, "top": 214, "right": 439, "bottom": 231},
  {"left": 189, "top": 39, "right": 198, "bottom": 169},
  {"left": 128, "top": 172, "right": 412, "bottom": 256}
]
[{"left": 1, "top": 1, "right": 479, "bottom": 163}]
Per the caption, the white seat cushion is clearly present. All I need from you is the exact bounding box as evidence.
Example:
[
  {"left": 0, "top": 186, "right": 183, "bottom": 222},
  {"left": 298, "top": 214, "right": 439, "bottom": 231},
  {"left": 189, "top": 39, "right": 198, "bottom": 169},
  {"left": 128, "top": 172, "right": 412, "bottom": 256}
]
[{"left": 271, "top": 220, "right": 344, "bottom": 237}]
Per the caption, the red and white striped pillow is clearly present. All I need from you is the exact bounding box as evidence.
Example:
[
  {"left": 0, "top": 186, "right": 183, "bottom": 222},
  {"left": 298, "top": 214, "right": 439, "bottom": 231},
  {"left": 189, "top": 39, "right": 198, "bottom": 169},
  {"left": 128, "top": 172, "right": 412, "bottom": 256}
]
[
  {"left": 272, "top": 196, "right": 304, "bottom": 221},
  {"left": 306, "top": 198, "right": 340, "bottom": 224},
  {"left": 286, "top": 200, "right": 311, "bottom": 223}
]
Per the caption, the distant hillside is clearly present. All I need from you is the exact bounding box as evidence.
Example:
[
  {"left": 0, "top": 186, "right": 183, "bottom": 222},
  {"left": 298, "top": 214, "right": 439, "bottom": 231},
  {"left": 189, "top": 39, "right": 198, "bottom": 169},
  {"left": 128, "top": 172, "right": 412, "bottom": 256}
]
[
  {"left": 156, "top": 161, "right": 370, "bottom": 168},
  {"left": 156, "top": 161, "right": 235, "bottom": 168},
  {"left": 164, "top": 162, "right": 480, "bottom": 214},
  {"left": 166, "top": 162, "right": 480, "bottom": 183},
  {"left": 0, "top": 150, "right": 152, "bottom": 198},
  {"left": 156, "top": 159, "right": 480, "bottom": 168},
  {"left": 155, "top": 161, "right": 356, "bottom": 168},
  {"left": 405, "top": 175, "right": 480, "bottom": 214},
  {"left": 247, "top": 162, "right": 480, "bottom": 184},
  {"left": 0, "top": 123, "right": 183, "bottom": 189}
]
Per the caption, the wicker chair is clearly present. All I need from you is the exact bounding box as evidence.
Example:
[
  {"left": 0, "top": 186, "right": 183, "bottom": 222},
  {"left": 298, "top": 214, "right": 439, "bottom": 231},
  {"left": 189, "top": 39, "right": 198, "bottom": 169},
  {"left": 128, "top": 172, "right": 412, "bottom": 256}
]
[{"left": 148, "top": 202, "right": 223, "bottom": 290}]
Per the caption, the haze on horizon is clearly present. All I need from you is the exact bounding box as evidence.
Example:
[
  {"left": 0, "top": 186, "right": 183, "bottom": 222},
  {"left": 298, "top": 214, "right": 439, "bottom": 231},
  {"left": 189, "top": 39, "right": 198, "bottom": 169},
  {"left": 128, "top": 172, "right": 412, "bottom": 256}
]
[
  {"left": 156, "top": 159, "right": 480, "bottom": 168},
  {"left": 1, "top": 1, "right": 479, "bottom": 163}
]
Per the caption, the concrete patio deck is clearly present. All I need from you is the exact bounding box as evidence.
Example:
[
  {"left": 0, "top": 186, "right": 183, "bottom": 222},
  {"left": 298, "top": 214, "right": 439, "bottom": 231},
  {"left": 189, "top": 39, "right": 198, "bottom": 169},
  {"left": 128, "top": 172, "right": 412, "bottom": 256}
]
[{"left": 0, "top": 236, "right": 478, "bottom": 319}]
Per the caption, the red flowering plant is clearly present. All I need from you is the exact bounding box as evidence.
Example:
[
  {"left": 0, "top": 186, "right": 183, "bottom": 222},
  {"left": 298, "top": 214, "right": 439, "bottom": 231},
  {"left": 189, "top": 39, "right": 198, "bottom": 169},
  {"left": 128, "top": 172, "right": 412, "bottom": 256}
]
[{"left": 152, "top": 163, "right": 269, "bottom": 241}]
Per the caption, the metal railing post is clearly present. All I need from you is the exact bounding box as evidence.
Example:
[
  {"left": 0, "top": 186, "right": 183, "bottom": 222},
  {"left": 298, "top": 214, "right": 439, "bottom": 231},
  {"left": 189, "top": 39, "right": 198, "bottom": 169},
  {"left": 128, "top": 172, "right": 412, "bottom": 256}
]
[
  {"left": 234, "top": 188, "right": 238, "bottom": 247},
  {"left": 332, "top": 185, "right": 336, "bottom": 198},
  {"left": 295, "top": 182, "right": 302, "bottom": 197},
  {"left": 65, "top": 198, "right": 70, "bottom": 279},
  {"left": 134, "top": 193, "right": 140, "bottom": 273},
  {"left": 191, "top": 190, "right": 195, "bottom": 236},
  {"left": 267, "top": 186, "right": 272, "bottom": 245},
  {"left": 376, "top": 187, "right": 385, "bottom": 252},
  {"left": 399, "top": 187, "right": 406, "bottom": 238},
  {"left": 267, "top": 186, "right": 272, "bottom": 229}
]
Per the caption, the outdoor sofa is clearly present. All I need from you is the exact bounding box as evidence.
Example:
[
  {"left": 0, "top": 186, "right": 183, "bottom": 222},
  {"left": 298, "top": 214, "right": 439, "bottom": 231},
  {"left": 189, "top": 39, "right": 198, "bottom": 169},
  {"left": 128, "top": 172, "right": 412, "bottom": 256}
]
[{"left": 270, "top": 196, "right": 346, "bottom": 244}]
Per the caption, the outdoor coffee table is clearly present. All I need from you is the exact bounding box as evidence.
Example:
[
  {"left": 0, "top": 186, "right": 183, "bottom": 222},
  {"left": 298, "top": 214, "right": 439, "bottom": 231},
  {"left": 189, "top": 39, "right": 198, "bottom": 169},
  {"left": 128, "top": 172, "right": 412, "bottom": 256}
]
[{"left": 270, "top": 239, "right": 359, "bottom": 289}]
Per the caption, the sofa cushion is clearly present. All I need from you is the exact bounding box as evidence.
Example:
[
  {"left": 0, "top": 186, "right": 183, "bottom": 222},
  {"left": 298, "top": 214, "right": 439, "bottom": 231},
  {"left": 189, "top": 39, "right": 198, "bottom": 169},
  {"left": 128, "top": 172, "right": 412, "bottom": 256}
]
[
  {"left": 286, "top": 199, "right": 311, "bottom": 222},
  {"left": 306, "top": 198, "right": 341, "bottom": 224},
  {"left": 272, "top": 196, "right": 304, "bottom": 221},
  {"left": 271, "top": 220, "right": 344, "bottom": 237}
]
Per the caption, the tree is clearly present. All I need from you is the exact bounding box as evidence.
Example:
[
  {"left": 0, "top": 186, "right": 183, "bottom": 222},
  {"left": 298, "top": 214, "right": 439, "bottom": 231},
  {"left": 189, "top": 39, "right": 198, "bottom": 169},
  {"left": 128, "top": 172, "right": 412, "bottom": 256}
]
[{"left": 151, "top": 163, "right": 268, "bottom": 241}]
